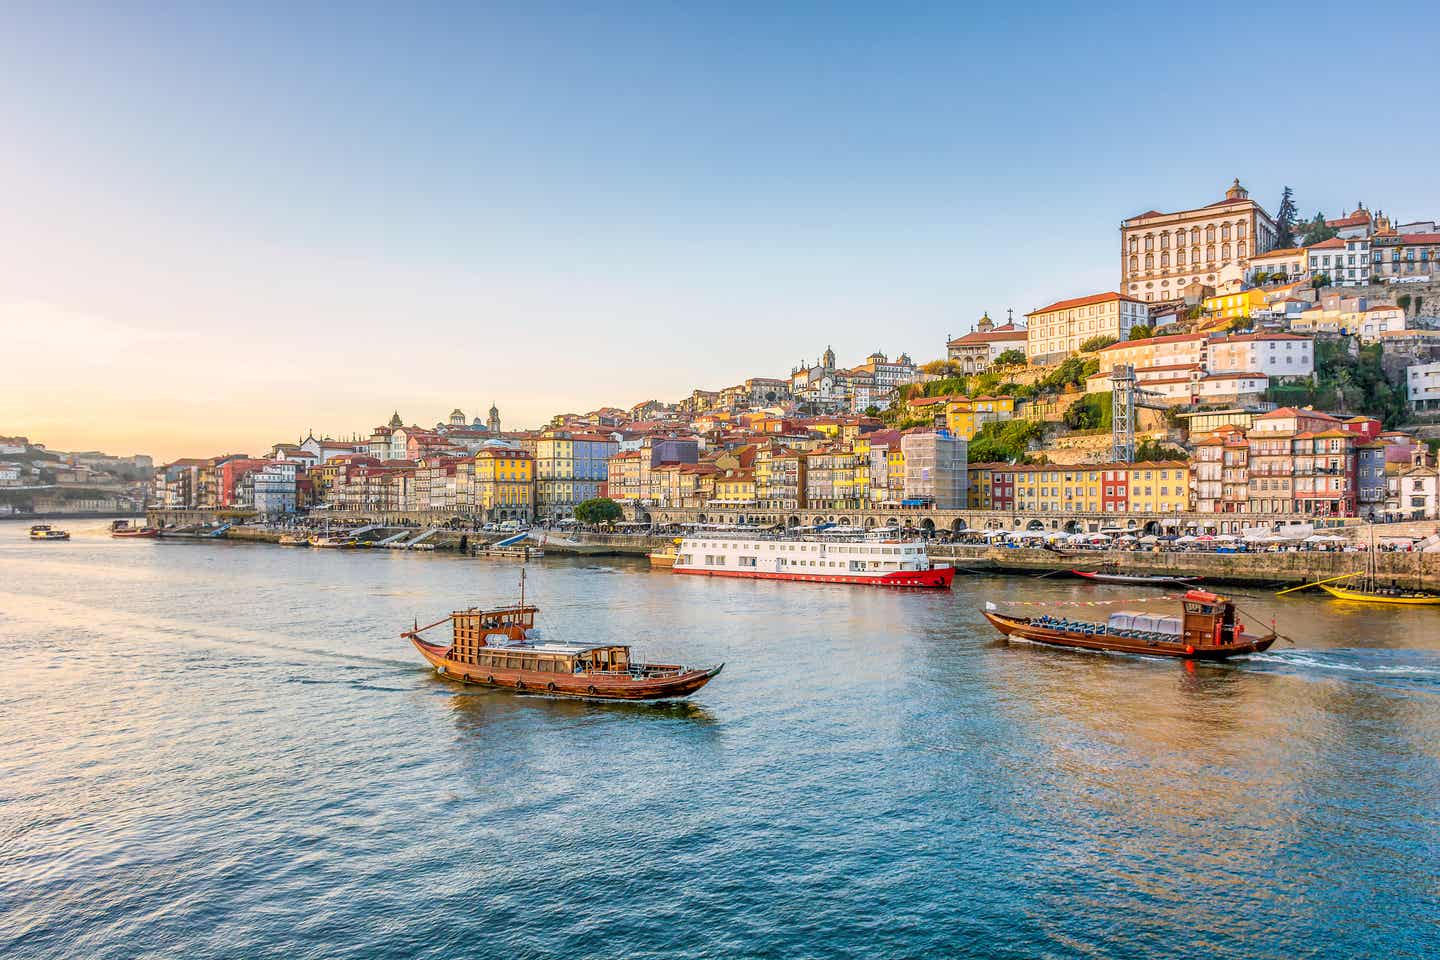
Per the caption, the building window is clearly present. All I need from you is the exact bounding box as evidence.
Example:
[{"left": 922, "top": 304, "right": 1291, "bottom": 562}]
[
  {"left": 1206, "top": 225, "right": 1216, "bottom": 242},
  {"left": 1207, "top": 245, "right": 1216, "bottom": 261}
]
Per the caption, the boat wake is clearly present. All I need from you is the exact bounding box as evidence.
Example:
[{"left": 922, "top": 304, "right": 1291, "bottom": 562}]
[{"left": 1241, "top": 648, "right": 1440, "bottom": 690}]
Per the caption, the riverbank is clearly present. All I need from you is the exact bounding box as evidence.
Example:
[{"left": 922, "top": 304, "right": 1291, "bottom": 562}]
[{"left": 179, "top": 524, "right": 1440, "bottom": 589}]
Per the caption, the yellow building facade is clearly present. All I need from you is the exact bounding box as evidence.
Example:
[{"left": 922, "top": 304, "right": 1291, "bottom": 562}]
[{"left": 472, "top": 448, "right": 534, "bottom": 518}]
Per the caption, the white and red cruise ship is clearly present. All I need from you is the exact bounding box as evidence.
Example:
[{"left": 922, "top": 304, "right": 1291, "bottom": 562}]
[{"left": 672, "top": 534, "right": 954, "bottom": 588}]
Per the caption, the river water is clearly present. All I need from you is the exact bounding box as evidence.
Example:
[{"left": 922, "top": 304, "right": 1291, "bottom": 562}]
[{"left": 2, "top": 519, "right": 1438, "bottom": 959}]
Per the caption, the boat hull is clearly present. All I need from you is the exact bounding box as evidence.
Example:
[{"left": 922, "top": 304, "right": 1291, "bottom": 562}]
[
  {"left": 673, "top": 564, "right": 954, "bottom": 589},
  {"left": 1317, "top": 584, "right": 1440, "bottom": 604},
  {"left": 407, "top": 636, "right": 723, "bottom": 700},
  {"left": 983, "top": 611, "right": 1274, "bottom": 661},
  {"left": 30, "top": 532, "right": 70, "bottom": 541},
  {"left": 1072, "top": 570, "right": 1199, "bottom": 586},
  {"left": 111, "top": 529, "right": 158, "bottom": 538}
]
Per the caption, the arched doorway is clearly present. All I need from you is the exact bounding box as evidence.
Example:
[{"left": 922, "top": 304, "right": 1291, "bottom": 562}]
[
  {"left": 951, "top": 519, "right": 967, "bottom": 533},
  {"left": 920, "top": 518, "right": 935, "bottom": 533},
  {"left": 864, "top": 517, "right": 876, "bottom": 527},
  {"left": 1143, "top": 520, "right": 1162, "bottom": 536},
  {"left": 838, "top": 517, "right": 852, "bottom": 527},
  {"left": 1026, "top": 519, "right": 1045, "bottom": 531},
  {"left": 1063, "top": 519, "right": 1082, "bottom": 534},
  {"left": 787, "top": 516, "right": 800, "bottom": 528}
]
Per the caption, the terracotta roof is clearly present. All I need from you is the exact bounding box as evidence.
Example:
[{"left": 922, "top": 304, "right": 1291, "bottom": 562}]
[
  {"left": 1307, "top": 237, "right": 1346, "bottom": 250},
  {"left": 947, "top": 326, "right": 1028, "bottom": 346},
  {"left": 1400, "top": 232, "right": 1440, "bottom": 244},
  {"left": 1249, "top": 246, "right": 1307, "bottom": 260},
  {"left": 1098, "top": 332, "right": 1206, "bottom": 351},
  {"left": 1365, "top": 304, "right": 1403, "bottom": 312},
  {"left": 1203, "top": 372, "right": 1267, "bottom": 381},
  {"left": 1326, "top": 212, "right": 1372, "bottom": 228},
  {"left": 1028, "top": 291, "right": 1143, "bottom": 316},
  {"left": 1214, "top": 332, "right": 1310, "bottom": 343}
]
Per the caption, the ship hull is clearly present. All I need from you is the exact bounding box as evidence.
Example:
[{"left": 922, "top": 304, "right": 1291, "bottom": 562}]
[
  {"left": 408, "top": 636, "right": 722, "bottom": 700},
  {"left": 673, "top": 565, "right": 954, "bottom": 589},
  {"left": 111, "top": 529, "right": 158, "bottom": 538},
  {"left": 983, "top": 611, "right": 1274, "bottom": 661}
]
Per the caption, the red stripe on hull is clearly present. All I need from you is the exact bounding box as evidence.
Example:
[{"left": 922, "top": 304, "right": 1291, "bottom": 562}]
[{"left": 672, "top": 565, "right": 954, "bottom": 589}]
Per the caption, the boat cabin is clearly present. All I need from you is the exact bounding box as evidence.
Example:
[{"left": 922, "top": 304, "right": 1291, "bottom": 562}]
[
  {"left": 447, "top": 605, "right": 631, "bottom": 675},
  {"left": 1180, "top": 589, "right": 1240, "bottom": 647}
]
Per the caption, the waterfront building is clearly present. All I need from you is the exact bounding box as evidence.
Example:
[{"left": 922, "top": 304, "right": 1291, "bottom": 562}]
[
  {"left": 756, "top": 447, "right": 807, "bottom": 509},
  {"left": 1386, "top": 461, "right": 1438, "bottom": 520},
  {"left": 535, "top": 430, "right": 620, "bottom": 518},
  {"left": 469, "top": 446, "right": 533, "bottom": 520},
  {"left": 712, "top": 470, "right": 757, "bottom": 508},
  {"left": 864, "top": 431, "right": 907, "bottom": 505},
  {"left": 1025, "top": 292, "right": 1148, "bottom": 364},
  {"left": 1120, "top": 179, "right": 1278, "bottom": 302},
  {"left": 1008, "top": 461, "right": 1190, "bottom": 515},
  {"left": 251, "top": 462, "right": 298, "bottom": 517}
]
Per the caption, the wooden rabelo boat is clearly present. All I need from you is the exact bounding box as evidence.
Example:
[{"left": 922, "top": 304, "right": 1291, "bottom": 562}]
[
  {"left": 1278, "top": 526, "right": 1440, "bottom": 605},
  {"left": 1314, "top": 575, "right": 1440, "bottom": 605},
  {"left": 983, "top": 588, "right": 1276, "bottom": 661},
  {"left": 403, "top": 575, "right": 723, "bottom": 700},
  {"left": 110, "top": 520, "right": 159, "bottom": 538},
  {"left": 1071, "top": 569, "right": 1201, "bottom": 587}
]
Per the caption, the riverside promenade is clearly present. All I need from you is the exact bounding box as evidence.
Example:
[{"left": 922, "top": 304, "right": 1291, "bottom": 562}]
[{"left": 145, "top": 510, "right": 1440, "bottom": 590}]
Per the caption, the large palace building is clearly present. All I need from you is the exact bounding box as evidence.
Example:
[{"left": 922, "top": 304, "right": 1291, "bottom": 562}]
[{"left": 1120, "top": 179, "right": 1278, "bottom": 302}]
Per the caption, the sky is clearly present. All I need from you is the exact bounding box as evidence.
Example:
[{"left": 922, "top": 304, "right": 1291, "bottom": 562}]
[{"left": 4, "top": 1, "right": 1438, "bottom": 461}]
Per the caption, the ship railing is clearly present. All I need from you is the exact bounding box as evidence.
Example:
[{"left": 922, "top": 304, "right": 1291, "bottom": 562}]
[{"left": 589, "top": 667, "right": 686, "bottom": 679}]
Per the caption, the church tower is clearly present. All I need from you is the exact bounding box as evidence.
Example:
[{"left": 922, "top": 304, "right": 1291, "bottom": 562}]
[
  {"left": 388, "top": 411, "right": 403, "bottom": 429},
  {"left": 487, "top": 403, "right": 501, "bottom": 434},
  {"left": 821, "top": 345, "right": 836, "bottom": 371},
  {"left": 976, "top": 311, "right": 995, "bottom": 334}
]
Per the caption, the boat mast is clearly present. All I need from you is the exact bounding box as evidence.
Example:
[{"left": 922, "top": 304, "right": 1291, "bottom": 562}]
[{"left": 519, "top": 567, "right": 526, "bottom": 609}]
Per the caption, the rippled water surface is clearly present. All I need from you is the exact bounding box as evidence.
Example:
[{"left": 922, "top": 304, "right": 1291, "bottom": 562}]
[{"left": 3, "top": 519, "right": 1439, "bottom": 959}]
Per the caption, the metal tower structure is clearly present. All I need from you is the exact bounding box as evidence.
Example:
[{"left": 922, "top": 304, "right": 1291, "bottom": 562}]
[
  {"left": 1110, "top": 364, "right": 1168, "bottom": 462},
  {"left": 1111, "top": 364, "right": 1136, "bottom": 463}
]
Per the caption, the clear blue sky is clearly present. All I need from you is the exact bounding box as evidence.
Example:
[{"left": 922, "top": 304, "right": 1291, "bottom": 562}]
[{"left": 5, "top": 1, "right": 1437, "bottom": 458}]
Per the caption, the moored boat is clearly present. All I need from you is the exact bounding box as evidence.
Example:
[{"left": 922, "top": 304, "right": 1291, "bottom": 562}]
[
  {"left": 1316, "top": 580, "right": 1440, "bottom": 605},
  {"left": 672, "top": 532, "right": 953, "bottom": 588},
  {"left": 983, "top": 588, "right": 1275, "bottom": 661},
  {"left": 403, "top": 573, "right": 722, "bottom": 700},
  {"left": 1071, "top": 569, "right": 1201, "bottom": 587},
  {"left": 648, "top": 539, "right": 678, "bottom": 567},
  {"left": 110, "top": 520, "right": 159, "bottom": 538},
  {"left": 29, "top": 524, "right": 70, "bottom": 541},
  {"left": 278, "top": 533, "right": 310, "bottom": 546}
]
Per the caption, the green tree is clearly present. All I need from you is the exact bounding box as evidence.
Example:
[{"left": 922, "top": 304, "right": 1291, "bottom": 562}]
[
  {"left": 1128, "top": 324, "right": 1155, "bottom": 340},
  {"left": 1275, "top": 186, "right": 1298, "bottom": 248},
  {"left": 1300, "top": 212, "right": 1337, "bottom": 246},
  {"left": 1134, "top": 439, "right": 1188, "bottom": 462},
  {"left": 993, "top": 348, "right": 1027, "bottom": 368},
  {"left": 864, "top": 405, "right": 882, "bottom": 418},
  {"left": 573, "top": 497, "right": 622, "bottom": 525},
  {"left": 1063, "top": 393, "right": 1112, "bottom": 431},
  {"left": 1397, "top": 294, "right": 1412, "bottom": 315},
  {"left": 1311, "top": 272, "right": 1331, "bottom": 293},
  {"left": 1078, "top": 335, "right": 1117, "bottom": 353},
  {"left": 967, "top": 419, "right": 1043, "bottom": 463}
]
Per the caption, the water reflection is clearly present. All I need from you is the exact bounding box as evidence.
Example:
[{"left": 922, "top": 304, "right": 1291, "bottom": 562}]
[{"left": 2, "top": 519, "right": 1438, "bottom": 960}]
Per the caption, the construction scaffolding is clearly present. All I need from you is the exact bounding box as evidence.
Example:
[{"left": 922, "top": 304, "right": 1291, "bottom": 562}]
[{"left": 901, "top": 432, "right": 969, "bottom": 509}]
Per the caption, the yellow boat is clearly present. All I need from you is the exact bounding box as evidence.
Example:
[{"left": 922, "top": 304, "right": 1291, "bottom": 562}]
[{"left": 1317, "top": 582, "right": 1440, "bottom": 604}]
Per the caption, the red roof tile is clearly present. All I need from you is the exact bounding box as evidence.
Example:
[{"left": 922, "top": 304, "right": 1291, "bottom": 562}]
[{"left": 1028, "top": 291, "right": 1143, "bottom": 316}]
